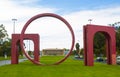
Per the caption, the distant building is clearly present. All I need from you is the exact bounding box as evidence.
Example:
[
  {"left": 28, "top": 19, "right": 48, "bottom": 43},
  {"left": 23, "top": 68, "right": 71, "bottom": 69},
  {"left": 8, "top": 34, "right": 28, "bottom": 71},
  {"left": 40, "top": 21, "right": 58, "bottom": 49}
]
[{"left": 42, "top": 48, "right": 65, "bottom": 56}]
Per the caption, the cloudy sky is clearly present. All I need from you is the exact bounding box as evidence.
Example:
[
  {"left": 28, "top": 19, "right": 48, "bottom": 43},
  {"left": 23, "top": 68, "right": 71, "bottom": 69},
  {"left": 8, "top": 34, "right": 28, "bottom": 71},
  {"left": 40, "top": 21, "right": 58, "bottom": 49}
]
[{"left": 1, "top": 0, "right": 120, "bottom": 50}]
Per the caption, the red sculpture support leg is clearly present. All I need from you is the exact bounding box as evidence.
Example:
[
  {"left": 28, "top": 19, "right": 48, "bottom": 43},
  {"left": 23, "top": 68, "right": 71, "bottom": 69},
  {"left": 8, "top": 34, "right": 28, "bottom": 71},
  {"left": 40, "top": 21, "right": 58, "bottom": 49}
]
[{"left": 11, "top": 35, "right": 19, "bottom": 64}]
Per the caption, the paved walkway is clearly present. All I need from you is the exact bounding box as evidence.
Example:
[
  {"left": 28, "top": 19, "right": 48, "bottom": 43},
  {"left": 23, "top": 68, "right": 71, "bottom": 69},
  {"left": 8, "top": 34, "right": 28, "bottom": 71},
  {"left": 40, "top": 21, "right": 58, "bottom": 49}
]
[{"left": 0, "top": 59, "right": 27, "bottom": 66}]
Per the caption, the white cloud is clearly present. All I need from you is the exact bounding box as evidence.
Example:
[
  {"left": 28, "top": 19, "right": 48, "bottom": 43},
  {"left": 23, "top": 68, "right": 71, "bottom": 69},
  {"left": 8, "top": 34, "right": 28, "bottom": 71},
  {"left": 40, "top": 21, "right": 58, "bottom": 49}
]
[
  {"left": 1, "top": 0, "right": 120, "bottom": 50},
  {"left": 0, "top": 0, "right": 57, "bottom": 35},
  {"left": 63, "top": 7, "right": 120, "bottom": 48},
  {"left": 0, "top": 0, "right": 71, "bottom": 50},
  {"left": 15, "top": 0, "right": 39, "bottom": 4}
]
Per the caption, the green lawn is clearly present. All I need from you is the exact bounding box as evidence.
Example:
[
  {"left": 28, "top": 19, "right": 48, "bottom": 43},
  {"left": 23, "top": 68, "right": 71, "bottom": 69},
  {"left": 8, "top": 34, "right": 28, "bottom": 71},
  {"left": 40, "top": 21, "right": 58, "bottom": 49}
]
[
  {"left": 0, "top": 56, "right": 120, "bottom": 77},
  {"left": 0, "top": 57, "right": 11, "bottom": 61},
  {"left": 0, "top": 56, "right": 26, "bottom": 61}
]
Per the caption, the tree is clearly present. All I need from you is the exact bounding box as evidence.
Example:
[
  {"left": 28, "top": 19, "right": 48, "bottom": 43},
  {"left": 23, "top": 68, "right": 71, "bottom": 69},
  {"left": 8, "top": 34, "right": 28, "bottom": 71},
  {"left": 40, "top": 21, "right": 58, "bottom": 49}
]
[
  {"left": 80, "top": 48, "right": 84, "bottom": 55},
  {"left": 116, "top": 28, "right": 120, "bottom": 55},
  {"left": 0, "top": 24, "right": 8, "bottom": 45},
  {"left": 0, "top": 24, "right": 9, "bottom": 56},
  {"left": 94, "top": 32, "right": 106, "bottom": 57},
  {"left": 75, "top": 42, "right": 80, "bottom": 57},
  {"left": 0, "top": 39, "right": 11, "bottom": 56}
]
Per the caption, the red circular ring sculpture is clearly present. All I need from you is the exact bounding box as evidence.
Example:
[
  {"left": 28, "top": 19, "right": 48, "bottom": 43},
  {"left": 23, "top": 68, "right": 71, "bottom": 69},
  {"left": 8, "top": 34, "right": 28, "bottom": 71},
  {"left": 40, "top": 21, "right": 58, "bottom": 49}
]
[{"left": 20, "top": 13, "right": 75, "bottom": 65}]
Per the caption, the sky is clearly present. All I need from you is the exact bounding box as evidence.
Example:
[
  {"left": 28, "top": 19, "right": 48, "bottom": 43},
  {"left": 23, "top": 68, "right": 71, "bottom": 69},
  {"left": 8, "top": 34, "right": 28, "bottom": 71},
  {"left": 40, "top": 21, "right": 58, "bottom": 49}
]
[{"left": 1, "top": 0, "right": 120, "bottom": 50}]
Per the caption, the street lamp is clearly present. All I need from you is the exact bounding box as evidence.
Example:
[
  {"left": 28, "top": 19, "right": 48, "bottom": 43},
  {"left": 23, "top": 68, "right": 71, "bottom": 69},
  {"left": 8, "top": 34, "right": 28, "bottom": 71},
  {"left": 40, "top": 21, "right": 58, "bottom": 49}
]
[
  {"left": 12, "top": 18, "right": 17, "bottom": 33},
  {"left": 88, "top": 19, "right": 92, "bottom": 24}
]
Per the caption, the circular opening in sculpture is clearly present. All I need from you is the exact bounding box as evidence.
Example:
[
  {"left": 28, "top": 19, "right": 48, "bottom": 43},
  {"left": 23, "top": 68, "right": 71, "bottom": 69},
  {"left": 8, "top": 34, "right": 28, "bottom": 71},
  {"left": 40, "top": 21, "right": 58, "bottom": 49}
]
[{"left": 20, "top": 13, "right": 75, "bottom": 65}]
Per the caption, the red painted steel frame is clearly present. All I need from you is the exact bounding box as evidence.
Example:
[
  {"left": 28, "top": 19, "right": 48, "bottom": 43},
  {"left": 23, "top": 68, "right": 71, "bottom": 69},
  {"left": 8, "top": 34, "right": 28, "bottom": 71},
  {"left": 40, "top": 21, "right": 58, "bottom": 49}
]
[
  {"left": 20, "top": 13, "right": 75, "bottom": 65},
  {"left": 84, "top": 24, "right": 116, "bottom": 66},
  {"left": 11, "top": 34, "right": 40, "bottom": 64}
]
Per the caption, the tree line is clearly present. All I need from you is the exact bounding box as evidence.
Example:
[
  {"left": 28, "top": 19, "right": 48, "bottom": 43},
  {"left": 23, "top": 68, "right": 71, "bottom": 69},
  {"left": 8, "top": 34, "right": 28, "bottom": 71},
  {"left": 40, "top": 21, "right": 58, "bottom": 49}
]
[{"left": 0, "top": 24, "right": 11, "bottom": 56}]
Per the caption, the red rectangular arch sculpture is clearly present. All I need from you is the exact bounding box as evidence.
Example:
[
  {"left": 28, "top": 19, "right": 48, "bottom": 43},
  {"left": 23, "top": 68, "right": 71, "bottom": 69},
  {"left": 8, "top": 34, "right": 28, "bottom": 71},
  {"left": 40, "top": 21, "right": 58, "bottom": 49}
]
[
  {"left": 11, "top": 34, "right": 40, "bottom": 64},
  {"left": 83, "top": 24, "right": 116, "bottom": 66}
]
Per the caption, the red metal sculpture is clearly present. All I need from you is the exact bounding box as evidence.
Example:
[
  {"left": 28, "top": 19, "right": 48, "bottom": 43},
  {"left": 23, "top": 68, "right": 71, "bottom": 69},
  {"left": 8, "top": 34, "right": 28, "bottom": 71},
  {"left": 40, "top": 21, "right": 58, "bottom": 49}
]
[
  {"left": 11, "top": 13, "right": 75, "bottom": 65},
  {"left": 11, "top": 34, "right": 40, "bottom": 64},
  {"left": 11, "top": 13, "right": 117, "bottom": 66},
  {"left": 84, "top": 24, "right": 116, "bottom": 66}
]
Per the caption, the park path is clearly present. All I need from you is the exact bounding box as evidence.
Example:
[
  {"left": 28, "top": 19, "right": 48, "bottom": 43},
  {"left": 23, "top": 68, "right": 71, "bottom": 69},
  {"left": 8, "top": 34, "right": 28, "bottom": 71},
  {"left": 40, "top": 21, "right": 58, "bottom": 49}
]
[{"left": 0, "top": 59, "right": 27, "bottom": 66}]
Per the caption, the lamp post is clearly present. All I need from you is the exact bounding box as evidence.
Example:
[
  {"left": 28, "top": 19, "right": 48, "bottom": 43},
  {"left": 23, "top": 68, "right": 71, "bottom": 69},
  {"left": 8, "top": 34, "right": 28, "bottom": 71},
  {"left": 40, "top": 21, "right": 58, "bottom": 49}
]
[
  {"left": 12, "top": 18, "right": 17, "bottom": 33},
  {"left": 88, "top": 19, "right": 92, "bottom": 24}
]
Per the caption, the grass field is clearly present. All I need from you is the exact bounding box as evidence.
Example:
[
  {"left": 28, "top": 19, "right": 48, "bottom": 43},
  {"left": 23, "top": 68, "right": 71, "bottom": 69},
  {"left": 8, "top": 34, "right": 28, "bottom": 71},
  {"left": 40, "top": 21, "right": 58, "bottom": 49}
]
[
  {"left": 0, "top": 57, "right": 11, "bottom": 61},
  {"left": 0, "top": 56, "right": 26, "bottom": 61},
  {"left": 0, "top": 56, "right": 120, "bottom": 77}
]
